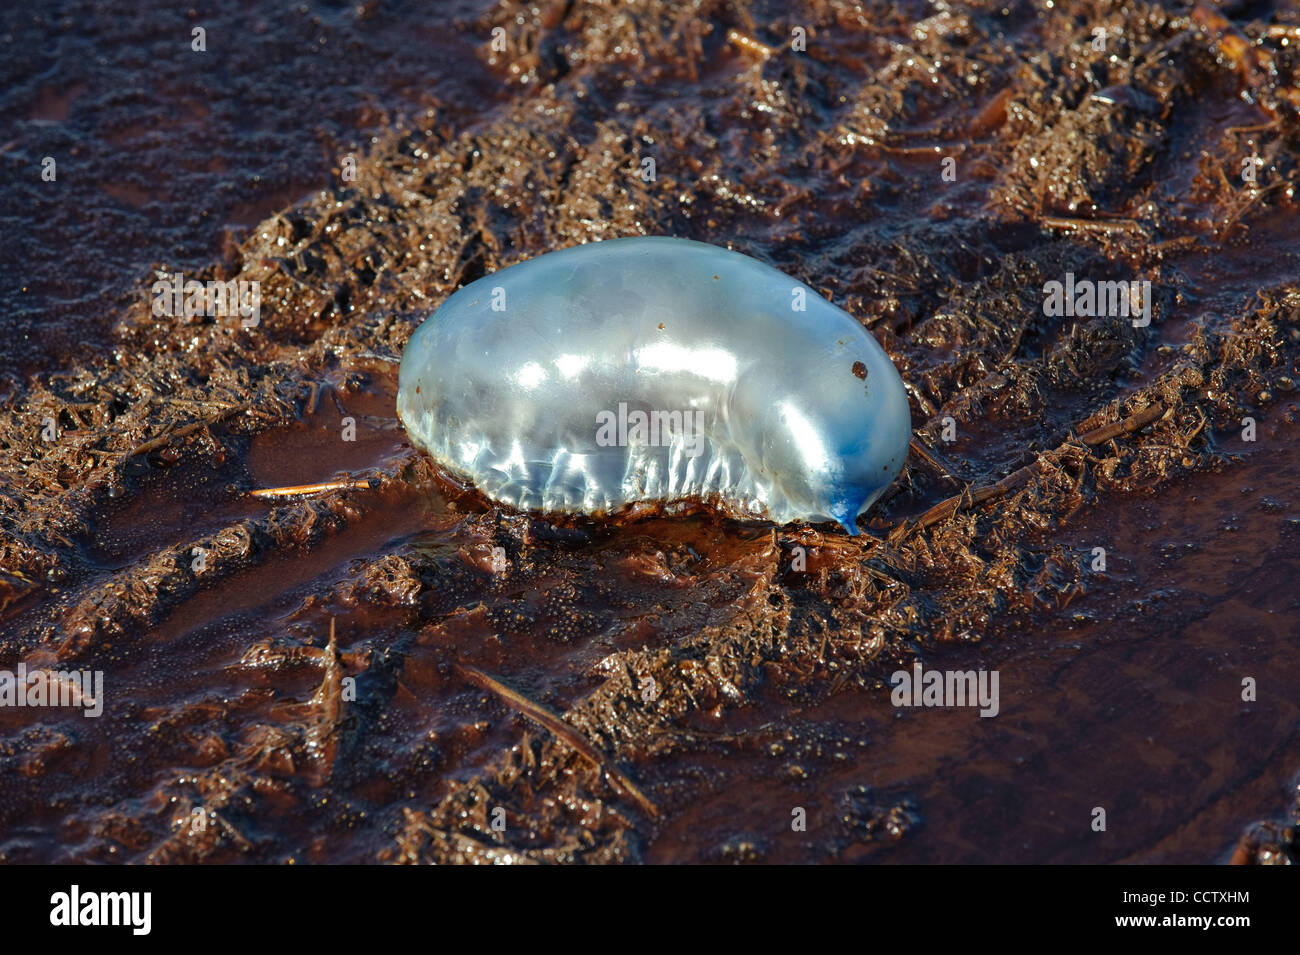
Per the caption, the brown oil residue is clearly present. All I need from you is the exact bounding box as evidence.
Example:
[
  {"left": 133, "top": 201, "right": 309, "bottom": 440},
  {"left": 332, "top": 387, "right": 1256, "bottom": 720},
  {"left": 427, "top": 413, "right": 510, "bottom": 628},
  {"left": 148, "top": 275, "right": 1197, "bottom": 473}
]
[{"left": 3, "top": 0, "right": 1300, "bottom": 864}]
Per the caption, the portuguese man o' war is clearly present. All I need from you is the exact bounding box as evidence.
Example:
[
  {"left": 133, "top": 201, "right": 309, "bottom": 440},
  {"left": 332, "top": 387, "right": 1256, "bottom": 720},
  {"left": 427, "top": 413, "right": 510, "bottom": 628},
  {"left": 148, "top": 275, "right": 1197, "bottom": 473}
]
[{"left": 396, "top": 236, "right": 912, "bottom": 534}]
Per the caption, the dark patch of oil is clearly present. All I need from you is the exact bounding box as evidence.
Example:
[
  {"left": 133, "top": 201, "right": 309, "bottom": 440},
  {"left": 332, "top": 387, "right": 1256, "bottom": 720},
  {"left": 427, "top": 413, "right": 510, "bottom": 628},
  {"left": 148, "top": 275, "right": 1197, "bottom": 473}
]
[
  {"left": 247, "top": 375, "right": 408, "bottom": 488},
  {"left": 4, "top": 0, "right": 1300, "bottom": 863},
  {"left": 647, "top": 440, "right": 1300, "bottom": 862},
  {"left": 0, "top": 0, "right": 502, "bottom": 383}
]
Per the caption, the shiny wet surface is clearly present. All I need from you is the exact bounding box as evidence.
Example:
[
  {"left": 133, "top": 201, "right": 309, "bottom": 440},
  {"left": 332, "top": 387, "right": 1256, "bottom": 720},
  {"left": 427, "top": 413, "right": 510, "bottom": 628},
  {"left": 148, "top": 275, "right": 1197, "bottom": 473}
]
[{"left": 2, "top": 0, "right": 1299, "bottom": 863}]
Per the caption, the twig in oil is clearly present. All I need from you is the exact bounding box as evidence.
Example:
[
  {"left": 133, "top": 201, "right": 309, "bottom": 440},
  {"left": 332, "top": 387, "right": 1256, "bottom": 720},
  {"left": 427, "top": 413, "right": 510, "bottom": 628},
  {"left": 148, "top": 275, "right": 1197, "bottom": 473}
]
[
  {"left": 726, "top": 29, "right": 774, "bottom": 59},
  {"left": 128, "top": 403, "right": 248, "bottom": 457},
  {"left": 1076, "top": 401, "right": 1167, "bottom": 445},
  {"left": 455, "top": 663, "right": 659, "bottom": 819},
  {"left": 907, "top": 437, "right": 963, "bottom": 486},
  {"left": 892, "top": 402, "right": 1167, "bottom": 539},
  {"left": 248, "top": 478, "right": 374, "bottom": 498},
  {"left": 1041, "top": 216, "right": 1143, "bottom": 235}
]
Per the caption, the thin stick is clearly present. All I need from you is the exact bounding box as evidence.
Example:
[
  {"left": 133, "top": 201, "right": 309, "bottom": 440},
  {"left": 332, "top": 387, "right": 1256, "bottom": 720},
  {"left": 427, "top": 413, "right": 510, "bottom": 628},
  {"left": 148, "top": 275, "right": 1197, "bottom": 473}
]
[
  {"left": 1040, "top": 216, "right": 1143, "bottom": 235},
  {"left": 908, "top": 437, "right": 963, "bottom": 486},
  {"left": 248, "top": 478, "right": 373, "bottom": 498},
  {"left": 128, "top": 403, "right": 248, "bottom": 456},
  {"left": 872, "top": 141, "right": 968, "bottom": 156},
  {"left": 726, "top": 29, "right": 774, "bottom": 59},
  {"left": 896, "top": 402, "right": 1166, "bottom": 537},
  {"left": 1077, "top": 401, "right": 1167, "bottom": 445},
  {"left": 305, "top": 381, "right": 323, "bottom": 416},
  {"left": 456, "top": 664, "right": 659, "bottom": 819}
]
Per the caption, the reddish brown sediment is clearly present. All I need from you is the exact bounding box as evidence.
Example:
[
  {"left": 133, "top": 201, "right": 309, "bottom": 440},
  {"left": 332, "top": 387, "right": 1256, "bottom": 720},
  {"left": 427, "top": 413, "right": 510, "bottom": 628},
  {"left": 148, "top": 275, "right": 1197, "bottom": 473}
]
[{"left": 1, "top": 0, "right": 1299, "bottom": 863}]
